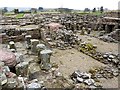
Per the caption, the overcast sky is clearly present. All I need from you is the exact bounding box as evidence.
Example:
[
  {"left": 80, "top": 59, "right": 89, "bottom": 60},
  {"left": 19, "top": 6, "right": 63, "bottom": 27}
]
[{"left": 0, "top": 0, "right": 119, "bottom": 10}]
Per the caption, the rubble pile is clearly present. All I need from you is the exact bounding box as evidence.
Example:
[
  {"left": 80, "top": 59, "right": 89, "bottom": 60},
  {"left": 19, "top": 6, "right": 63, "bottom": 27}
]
[
  {"left": 70, "top": 70, "right": 102, "bottom": 88},
  {"left": 89, "top": 66, "right": 119, "bottom": 79},
  {"left": 0, "top": 61, "right": 17, "bottom": 89},
  {"left": 99, "top": 29, "right": 120, "bottom": 42},
  {"left": 77, "top": 42, "right": 119, "bottom": 84},
  {"left": 71, "top": 65, "right": 119, "bottom": 89},
  {"left": 0, "top": 49, "right": 48, "bottom": 89},
  {"left": 78, "top": 42, "right": 119, "bottom": 68},
  {"left": 45, "top": 29, "right": 80, "bottom": 49}
]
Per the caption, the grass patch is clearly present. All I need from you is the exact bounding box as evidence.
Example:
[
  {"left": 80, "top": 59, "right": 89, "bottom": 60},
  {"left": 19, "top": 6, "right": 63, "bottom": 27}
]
[
  {"left": 37, "top": 11, "right": 60, "bottom": 14},
  {"left": 15, "top": 13, "right": 24, "bottom": 18},
  {"left": 90, "top": 12, "right": 104, "bottom": 16},
  {"left": 4, "top": 12, "right": 15, "bottom": 16}
]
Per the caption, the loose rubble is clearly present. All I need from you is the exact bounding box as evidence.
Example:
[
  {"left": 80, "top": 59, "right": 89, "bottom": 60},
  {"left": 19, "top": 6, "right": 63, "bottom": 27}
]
[
  {"left": 70, "top": 70, "right": 102, "bottom": 88},
  {"left": 78, "top": 42, "right": 119, "bottom": 68}
]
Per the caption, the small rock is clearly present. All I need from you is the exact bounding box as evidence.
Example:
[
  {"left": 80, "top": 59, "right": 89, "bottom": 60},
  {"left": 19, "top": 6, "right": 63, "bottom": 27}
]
[
  {"left": 109, "top": 55, "right": 114, "bottom": 59},
  {"left": 89, "top": 85, "right": 97, "bottom": 88},
  {"left": 0, "top": 73, "right": 7, "bottom": 85},
  {"left": 77, "top": 76, "right": 84, "bottom": 83},
  {"left": 27, "top": 82, "right": 41, "bottom": 89},
  {"left": 113, "top": 72, "right": 119, "bottom": 76},
  {"left": 112, "top": 59, "right": 119, "bottom": 64},
  {"left": 84, "top": 79, "right": 95, "bottom": 86},
  {"left": 93, "top": 45, "right": 97, "bottom": 48},
  {"left": 81, "top": 72, "right": 91, "bottom": 79},
  {"left": 94, "top": 82, "right": 102, "bottom": 88},
  {"left": 55, "top": 71, "right": 62, "bottom": 77},
  {"left": 6, "top": 78, "right": 18, "bottom": 88},
  {"left": 103, "top": 54, "right": 108, "bottom": 59},
  {"left": 107, "top": 58, "right": 112, "bottom": 62}
]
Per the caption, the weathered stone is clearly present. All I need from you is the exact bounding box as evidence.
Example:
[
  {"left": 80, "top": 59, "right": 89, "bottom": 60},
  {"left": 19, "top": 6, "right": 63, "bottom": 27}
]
[
  {"left": 71, "top": 70, "right": 82, "bottom": 78},
  {"left": 54, "top": 70, "right": 62, "bottom": 77},
  {"left": 0, "top": 50, "right": 17, "bottom": 67},
  {"left": 14, "top": 53, "right": 24, "bottom": 63},
  {"left": 76, "top": 77, "right": 84, "bottom": 83},
  {"left": 15, "top": 62, "right": 29, "bottom": 77},
  {"left": 6, "top": 78, "right": 18, "bottom": 88},
  {"left": 40, "top": 49, "right": 52, "bottom": 70},
  {"left": 112, "top": 59, "right": 119, "bottom": 64},
  {"left": 113, "top": 72, "right": 119, "bottom": 76},
  {"left": 93, "top": 45, "right": 97, "bottom": 48},
  {"left": 30, "top": 39, "right": 39, "bottom": 54},
  {"left": 108, "top": 55, "right": 115, "bottom": 59},
  {"left": 103, "top": 54, "right": 108, "bottom": 59},
  {"left": 8, "top": 41, "right": 16, "bottom": 51},
  {"left": 81, "top": 72, "right": 91, "bottom": 79},
  {"left": 0, "top": 73, "right": 7, "bottom": 85},
  {"left": 27, "top": 82, "right": 41, "bottom": 89},
  {"left": 25, "top": 35, "right": 32, "bottom": 49},
  {"left": 36, "top": 44, "right": 46, "bottom": 63},
  {"left": 84, "top": 79, "right": 95, "bottom": 86},
  {"left": 94, "top": 82, "right": 102, "bottom": 88}
]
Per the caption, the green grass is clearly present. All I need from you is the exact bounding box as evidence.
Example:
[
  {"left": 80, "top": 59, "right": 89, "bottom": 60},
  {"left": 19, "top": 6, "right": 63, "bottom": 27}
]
[
  {"left": 37, "top": 11, "right": 60, "bottom": 14},
  {"left": 15, "top": 13, "right": 24, "bottom": 18},
  {"left": 90, "top": 11, "right": 104, "bottom": 16},
  {"left": 4, "top": 12, "right": 15, "bottom": 16}
]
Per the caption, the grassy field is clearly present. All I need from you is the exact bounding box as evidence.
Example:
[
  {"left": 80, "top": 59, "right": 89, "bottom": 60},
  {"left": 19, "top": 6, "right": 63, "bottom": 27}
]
[
  {"left": 15, "top": 13, "right": 24, "bottom": 18},
  {"left": 4, "top": 11, "right": 104, "bottom": 18},
  {"left": 37, "top": 11, "right": 104, "bottom": 16},
  {"left": 90, "top": 11, "right": 104, "bottom": 16},
  {"left": 4, "top": 12, "right": 24, "bottom": 18},
  {"left": 37, "top": 11, "right": 60, "bottom": 14},
  {"left": 4, "top": 12, "right": 15, "bottom": 16}
]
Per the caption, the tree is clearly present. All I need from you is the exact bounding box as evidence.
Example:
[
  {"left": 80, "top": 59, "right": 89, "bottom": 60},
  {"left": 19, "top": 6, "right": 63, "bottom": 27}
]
[
  {"left": 92, "top": 8, "right": 96, "bottom": 12},
  {"left": 38, "top": 7, "right": 43, "bottom": 11},
  {"left": 84, "top": 8, "right": 90, "bottom": 12},
  {"left": 3, "top": 7, "right": 8, "bottom": 13},
  {"left": 14, "top": 9, "right": 19, "bottom": 14},
  {"left": 100, "top": 6, "right": 104, "bottom": 13},
  {"left": 58, "top": 8, "right": 72, "bottom": 13},
  {"left": 2, "top": 7, "right": 8, "bottom": 14},
  {"left": 64, "top": 8, "right": 72, "bottom": 13},
  {"left": 31, "top": 8, "right": 37, "bottom": 13},
  {"left": 97, "top": 7, "right": 100, "bottom": 11}
]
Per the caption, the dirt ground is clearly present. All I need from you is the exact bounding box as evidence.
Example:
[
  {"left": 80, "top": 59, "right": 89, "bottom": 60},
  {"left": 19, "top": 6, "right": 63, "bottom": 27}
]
[{"left": 51, "top": 49, "right": 118, "bottom": 88}]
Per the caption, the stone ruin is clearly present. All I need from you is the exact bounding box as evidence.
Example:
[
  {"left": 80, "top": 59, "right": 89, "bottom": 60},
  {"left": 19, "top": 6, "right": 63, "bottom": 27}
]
[{"left": 0, "top": 11, "right": 119, "bottom": 89}]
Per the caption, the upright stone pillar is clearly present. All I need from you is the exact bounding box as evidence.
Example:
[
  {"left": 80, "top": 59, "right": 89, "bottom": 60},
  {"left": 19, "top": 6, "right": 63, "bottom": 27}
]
[
  {"left": 40, "top": 49, "right": 52, "bottom": 70},
  {"left": 36, "top": 44, "right": 46, "bottom": 63},
  {"left": 105, "top": 25, "right": 108, "bottom": 33},
  {"left": 30, "top": 39, "right": 39, "bottom": 54},
  {"left": 25, "top": 35, "right": 31, "bottom": 49}
]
